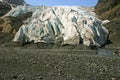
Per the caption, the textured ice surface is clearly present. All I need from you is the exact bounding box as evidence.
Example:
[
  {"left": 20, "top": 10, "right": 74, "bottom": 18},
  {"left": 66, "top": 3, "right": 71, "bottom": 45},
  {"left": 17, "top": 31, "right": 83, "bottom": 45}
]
[{"left": 6, "top": 6, "right": 109, "bottom": 46}]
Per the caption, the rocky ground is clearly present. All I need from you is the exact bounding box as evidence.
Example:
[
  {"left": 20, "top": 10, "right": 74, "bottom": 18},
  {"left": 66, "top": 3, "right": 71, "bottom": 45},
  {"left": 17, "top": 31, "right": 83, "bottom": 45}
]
[{"left": 0, "top": 47, "right": 120, "bottom": 80}]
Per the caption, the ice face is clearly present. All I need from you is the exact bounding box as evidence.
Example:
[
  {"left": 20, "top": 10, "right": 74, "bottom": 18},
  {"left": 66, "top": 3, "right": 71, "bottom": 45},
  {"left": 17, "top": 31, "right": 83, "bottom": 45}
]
[
  {"left": 0, "top": 0, "right": 3, "bottom": 2},
  {"left": 7, "top": 5, "right": 109, "bottom": 47}
]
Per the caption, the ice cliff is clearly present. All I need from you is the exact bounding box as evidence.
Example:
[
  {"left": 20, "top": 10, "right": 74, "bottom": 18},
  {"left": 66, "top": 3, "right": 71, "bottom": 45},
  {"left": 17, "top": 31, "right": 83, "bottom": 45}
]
[{"left": 6, "top": 5, "right": 109, "bottom": 47}]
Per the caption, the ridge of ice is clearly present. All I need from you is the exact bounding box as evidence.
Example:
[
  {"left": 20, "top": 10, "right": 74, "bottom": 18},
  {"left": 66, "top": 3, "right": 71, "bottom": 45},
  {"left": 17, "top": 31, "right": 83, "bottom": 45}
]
[{"left": 6, "top": 5, "right": 109, "bottom": 46}]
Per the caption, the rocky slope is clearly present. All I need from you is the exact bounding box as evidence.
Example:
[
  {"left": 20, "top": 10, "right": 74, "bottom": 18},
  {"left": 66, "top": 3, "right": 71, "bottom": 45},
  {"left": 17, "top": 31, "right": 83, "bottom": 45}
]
[
  {"left": 0, "top": 0, "right": 27, "bottom": 17},
  {"left": 0, "top": 1, "right": 11, "bottom": 17},
  {"left": 95, "top": 0, "right": 120, "bottom": 49},
  {"left": 0, "top": 12, "right": 32, "bottom": 33},
  {"left": 95, "top": 0, "right": 120, "bottom": 20},
  {"left": 3, "top": 0, "right": 27, "bottom": 6},
  {"left": 0, "top": 0, "right": 27, "bottom": 6}
]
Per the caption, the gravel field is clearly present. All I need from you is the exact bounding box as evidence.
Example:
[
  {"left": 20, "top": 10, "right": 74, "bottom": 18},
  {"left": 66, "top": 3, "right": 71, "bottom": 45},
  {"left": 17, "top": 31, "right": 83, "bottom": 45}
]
[{"left": 0, "top": 47, "right": 120, "bottom": 80}]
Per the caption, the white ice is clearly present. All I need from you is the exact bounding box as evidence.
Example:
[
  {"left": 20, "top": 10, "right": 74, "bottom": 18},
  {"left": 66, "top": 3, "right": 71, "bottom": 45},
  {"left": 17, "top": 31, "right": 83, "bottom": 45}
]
[{"left": 5, "top": 5, "right": 109, "bottom": 46}]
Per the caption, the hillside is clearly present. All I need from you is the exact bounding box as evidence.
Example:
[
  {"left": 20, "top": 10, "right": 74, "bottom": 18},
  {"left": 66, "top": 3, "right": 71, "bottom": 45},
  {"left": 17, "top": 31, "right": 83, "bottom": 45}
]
[
  {"left": 3, "top": 0, "right": 26, "bottom": 6},
  {"left": 95, "top": 0, "right": 120, "bottom": 20},
  {"left": 0, "top": 1, "right": 11, "bottom": 17},
  {"left": 0, "top": 0, "right": 27, "bottom": 17},
  {"left": 95, "top": 0, "right": 120, "bottom": 49}
]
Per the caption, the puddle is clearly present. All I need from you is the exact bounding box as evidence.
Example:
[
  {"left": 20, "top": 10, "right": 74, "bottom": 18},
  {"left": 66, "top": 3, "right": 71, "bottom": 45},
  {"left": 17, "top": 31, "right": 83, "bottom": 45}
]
[{"left": 97, "top": 49, "right": 113, "bottom": 56}]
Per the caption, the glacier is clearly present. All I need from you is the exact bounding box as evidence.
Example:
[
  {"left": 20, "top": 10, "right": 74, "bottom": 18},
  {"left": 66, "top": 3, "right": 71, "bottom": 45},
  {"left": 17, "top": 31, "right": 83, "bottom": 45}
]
[{"left": 5, "top": 5, "right": 109, "bottom": 47}]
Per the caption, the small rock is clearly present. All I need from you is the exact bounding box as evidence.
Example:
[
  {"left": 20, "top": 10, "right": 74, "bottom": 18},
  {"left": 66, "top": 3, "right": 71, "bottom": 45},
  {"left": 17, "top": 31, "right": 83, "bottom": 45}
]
[
  {"left": 58, "top": 73, "right": 61, "bottom": 76},
  {"left": 38, "top": 76, "right": 43, "bottom": 80},
  {"left": 113, "top": 51, "right": 120, "bottom": 56},
  {"left": 0, "top": 77, "right": 4, "bottom": 80},
  {"left": 112, "top": 52, "right": 116, "bottom": 55},
  {"left": 33, "top": 61, "right": 37, "bottom": 64},
  {"left": 111, "top": 78, "right": 116, "bottom": 80},
  {"left": 12, "top": 74, "right": 18, "bottom": 79},
  {"left": 21, "top": 77, "right": 25, "bottom": 80}
]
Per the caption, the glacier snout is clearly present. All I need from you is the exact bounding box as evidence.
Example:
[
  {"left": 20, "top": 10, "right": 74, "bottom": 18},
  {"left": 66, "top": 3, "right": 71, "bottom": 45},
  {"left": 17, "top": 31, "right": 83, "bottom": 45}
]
[{"left": 12, "top": 6, "right": 109, "bottom": 47}]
